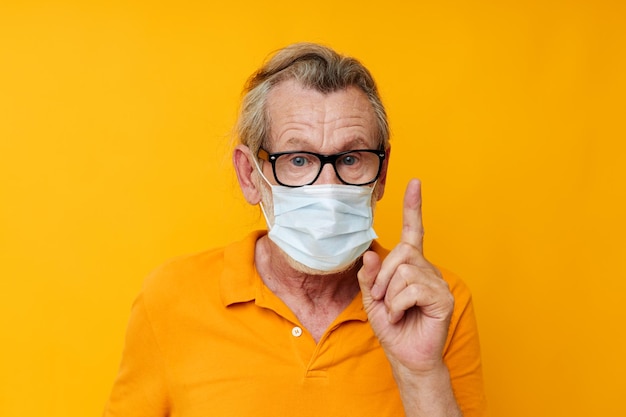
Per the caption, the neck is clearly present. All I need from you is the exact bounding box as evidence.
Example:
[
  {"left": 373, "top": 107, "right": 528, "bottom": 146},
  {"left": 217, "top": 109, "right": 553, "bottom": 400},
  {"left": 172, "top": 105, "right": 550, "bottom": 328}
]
[
  {"left": 255, "top": 235, "right": 361, "bottom": 341},
  {"left": 256, "top": 235, "right": 361, "bottom": 300}
]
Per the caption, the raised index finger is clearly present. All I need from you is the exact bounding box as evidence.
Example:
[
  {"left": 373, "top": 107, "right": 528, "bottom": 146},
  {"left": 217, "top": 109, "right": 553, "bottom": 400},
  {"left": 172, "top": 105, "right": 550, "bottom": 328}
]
[{"left": 401, "top": 178, "right": 425, "bottom": 253}]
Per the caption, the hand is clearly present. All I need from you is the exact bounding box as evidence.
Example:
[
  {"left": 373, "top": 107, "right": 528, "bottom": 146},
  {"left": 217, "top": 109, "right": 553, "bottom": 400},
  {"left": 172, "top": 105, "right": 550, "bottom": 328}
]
[{"left": 358, "top": 179, "right": 455, "bottom": 375}]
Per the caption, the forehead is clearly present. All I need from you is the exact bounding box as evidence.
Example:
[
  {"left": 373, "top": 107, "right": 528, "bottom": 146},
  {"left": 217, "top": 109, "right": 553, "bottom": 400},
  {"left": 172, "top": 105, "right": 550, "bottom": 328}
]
[{"left": 265, "top": 80, "right": 378, "bottom": 150}]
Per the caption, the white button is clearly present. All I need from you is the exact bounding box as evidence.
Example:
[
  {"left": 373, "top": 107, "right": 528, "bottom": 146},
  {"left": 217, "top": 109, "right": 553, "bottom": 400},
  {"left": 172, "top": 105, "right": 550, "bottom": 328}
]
[{"left": 291, "top": 326, "right": 303, "bottom": 337}]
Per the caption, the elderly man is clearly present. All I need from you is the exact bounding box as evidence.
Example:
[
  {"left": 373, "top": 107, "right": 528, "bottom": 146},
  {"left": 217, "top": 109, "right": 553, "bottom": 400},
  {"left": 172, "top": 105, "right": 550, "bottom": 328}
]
[{"left": 104, "top": 43, "right": 486, "bottom": 417}]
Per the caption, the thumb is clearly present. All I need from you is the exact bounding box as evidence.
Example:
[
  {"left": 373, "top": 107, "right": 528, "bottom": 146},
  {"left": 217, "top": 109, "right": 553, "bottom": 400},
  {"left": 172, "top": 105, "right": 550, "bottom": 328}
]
[{"left": 358, "top": 250, "right": 382, "bottom": 304}]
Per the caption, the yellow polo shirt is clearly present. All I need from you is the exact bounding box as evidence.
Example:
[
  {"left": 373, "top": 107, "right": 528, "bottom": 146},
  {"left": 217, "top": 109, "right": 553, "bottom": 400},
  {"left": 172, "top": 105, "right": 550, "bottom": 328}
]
[{"left": 104, "top": 231, "right": 486, "bottom": 416}]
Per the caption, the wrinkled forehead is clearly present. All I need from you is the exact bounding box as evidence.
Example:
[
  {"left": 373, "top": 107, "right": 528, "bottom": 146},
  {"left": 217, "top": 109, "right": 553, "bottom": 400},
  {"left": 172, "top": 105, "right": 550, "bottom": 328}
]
[{"left": 264, "top": 80, "right": 379, "bottom": 151}]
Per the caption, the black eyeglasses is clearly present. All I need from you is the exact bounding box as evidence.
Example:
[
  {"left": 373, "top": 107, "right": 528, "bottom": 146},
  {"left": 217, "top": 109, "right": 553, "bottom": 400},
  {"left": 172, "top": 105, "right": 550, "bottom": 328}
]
[{"left": 257, "top": 148, "right": 386, "bottom": 187}]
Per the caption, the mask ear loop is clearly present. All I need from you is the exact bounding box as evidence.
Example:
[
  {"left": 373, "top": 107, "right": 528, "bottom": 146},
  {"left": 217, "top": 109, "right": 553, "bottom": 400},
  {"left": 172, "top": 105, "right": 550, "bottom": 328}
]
[
  {"left": 258, "top": 200, "right": 273, "bottom": 231},
  {"left": 250, "top": 153, "right": 274, "bottom": 230}
]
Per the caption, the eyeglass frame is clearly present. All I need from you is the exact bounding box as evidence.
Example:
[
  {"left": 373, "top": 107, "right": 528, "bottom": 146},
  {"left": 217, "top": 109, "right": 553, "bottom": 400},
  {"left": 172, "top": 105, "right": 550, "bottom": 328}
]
[{"left": 257, "top": 147, "right": 387, "bottom": 188}]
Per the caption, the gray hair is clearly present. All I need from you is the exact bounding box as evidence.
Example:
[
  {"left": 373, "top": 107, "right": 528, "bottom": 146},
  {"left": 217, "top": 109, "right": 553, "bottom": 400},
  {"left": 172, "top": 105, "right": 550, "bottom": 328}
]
[{"left": 236, "top": 43, "right": 390, "bottom": 155}]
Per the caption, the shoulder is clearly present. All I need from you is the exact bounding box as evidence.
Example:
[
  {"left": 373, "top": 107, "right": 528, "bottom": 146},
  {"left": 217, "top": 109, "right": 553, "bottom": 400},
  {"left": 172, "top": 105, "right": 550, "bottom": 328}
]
[
  {"left": 139, "top": 230, "right": 265, "bottom": 308},
  {"left": 145, "top": 247, "right": 225, "bottom": 287},
  {"left": 139, "top": 246, "right": 226, "bottom": 310}
]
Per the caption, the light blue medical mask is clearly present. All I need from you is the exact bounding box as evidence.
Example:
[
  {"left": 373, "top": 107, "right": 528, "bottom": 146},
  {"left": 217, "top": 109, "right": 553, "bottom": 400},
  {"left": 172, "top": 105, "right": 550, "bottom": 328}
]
[{"left": 254, "top": 158, "right": 378, "bottom": 272}]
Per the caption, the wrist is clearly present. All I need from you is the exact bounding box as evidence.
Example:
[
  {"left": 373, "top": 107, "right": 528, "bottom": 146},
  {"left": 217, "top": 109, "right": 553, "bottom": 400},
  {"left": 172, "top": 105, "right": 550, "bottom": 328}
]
[
  {"left": 390, "top": 357, "right": 448, "bottom": 385},
  {"left": 390, "top": 361, "right": 462, "bottom": 417}
]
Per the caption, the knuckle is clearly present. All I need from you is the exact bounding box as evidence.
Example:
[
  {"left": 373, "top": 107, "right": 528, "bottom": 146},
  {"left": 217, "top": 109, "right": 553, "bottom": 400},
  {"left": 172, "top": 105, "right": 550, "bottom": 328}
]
[
  {"left": 396, "top": 241, "right": 418, "bottom": 253},
  {"left": 446, "top": 291, "right": 455, "bottom": 306},
  {"left": 441, "top": 291, "right": 455, "bottom": 313},
  {"left": 396, "top": 263, "right": 414, "bottom": 279},
  {"left": 406, "top": 284, "right": 422, "bottom": 300}
]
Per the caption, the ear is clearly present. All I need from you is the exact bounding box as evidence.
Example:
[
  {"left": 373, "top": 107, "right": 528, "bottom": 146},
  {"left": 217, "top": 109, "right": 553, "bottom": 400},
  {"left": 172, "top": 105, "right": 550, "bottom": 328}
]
[
  {"left": 233, "top": 145, "right": 263, "bottom": 205},
  {"left": 374, "top": 145, "right": 391, "bottom": 201}
]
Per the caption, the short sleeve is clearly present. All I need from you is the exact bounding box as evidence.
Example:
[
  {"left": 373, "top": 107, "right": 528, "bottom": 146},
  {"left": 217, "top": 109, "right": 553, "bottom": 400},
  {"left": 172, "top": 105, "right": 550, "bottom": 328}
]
[
  {"left": 442, "top": 270, "right": 488, "bottom": 417},
  {"left": 103, "top": 293, "right": 171, "bottom": 417}
]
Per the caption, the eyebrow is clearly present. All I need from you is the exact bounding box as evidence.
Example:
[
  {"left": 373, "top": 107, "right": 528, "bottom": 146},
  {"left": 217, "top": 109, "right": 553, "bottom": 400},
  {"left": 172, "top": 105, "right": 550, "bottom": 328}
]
[{"left": 281, "top": 137, "right": 374, "bottom": 152}]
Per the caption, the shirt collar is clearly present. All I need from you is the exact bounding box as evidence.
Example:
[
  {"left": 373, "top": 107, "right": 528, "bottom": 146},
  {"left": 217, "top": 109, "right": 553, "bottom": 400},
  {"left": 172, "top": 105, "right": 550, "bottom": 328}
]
[
  {"left": 219, "top": 230, "right": 389, "bottom": 320},
  {"left": 219, "top": 230, "right": 265, "bottom": 306}
]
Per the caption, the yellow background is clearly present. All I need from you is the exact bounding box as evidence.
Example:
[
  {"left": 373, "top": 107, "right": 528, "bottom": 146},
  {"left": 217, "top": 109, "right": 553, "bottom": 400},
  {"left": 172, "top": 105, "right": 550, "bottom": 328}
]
[{"left": 1, "top": 0, "right": 625, "bottom": 415}]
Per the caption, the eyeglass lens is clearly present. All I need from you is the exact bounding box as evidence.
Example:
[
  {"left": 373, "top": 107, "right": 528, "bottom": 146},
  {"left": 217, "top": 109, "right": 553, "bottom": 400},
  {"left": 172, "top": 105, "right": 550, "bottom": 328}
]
[{"left": 273, "top": 151, "right": 381, "bottom": 186}]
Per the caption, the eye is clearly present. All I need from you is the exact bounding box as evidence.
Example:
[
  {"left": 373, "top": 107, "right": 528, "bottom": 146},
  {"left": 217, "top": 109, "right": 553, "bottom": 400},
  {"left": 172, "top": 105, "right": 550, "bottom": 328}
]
[
  {"left": 290, "top": 155, "right": 307, "bottom": 167},
  {"left": 282, "top": 153, "right": 314, "bottom": 168},
  {"left": 339, "top": 153, "right": 359, "bottom": 166}
]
